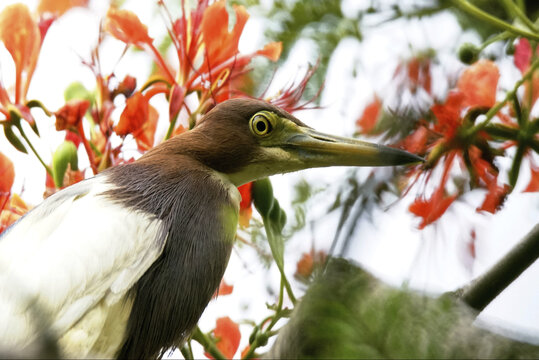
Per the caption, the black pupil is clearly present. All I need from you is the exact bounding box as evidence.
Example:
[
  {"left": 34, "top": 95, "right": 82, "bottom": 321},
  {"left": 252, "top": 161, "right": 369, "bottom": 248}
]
[{"left": 256, "top": 118, "right": 267, "bottom": 133}]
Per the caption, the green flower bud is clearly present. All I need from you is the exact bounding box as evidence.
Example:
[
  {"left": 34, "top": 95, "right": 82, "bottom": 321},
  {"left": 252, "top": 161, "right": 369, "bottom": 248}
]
[
  {"left": 505, "top": 41, "right": 515, "bottom": 55},
  {"left": 52, "top": 141, "right": 78, "bottom": 188},
  {"left": 458, "top": 43, "right": 479, "bottom": 65},
  {"left": 257, "top": 332, "right": 269, "bottom": 347},
  {"left": 252, "top": 177, "right": 274, "bottom": 217}
]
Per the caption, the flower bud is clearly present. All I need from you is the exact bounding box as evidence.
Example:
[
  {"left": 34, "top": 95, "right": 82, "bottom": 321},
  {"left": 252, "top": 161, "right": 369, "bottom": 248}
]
[
  {"left": 52, "top": 141, "right": 78, "bottom": 188},
  {"left": 458, "top": 43, "right": 480, "bottom": 65},
  {"left": 252, "top": 177, "right": 274, "bottom": 218},
  {"left": 117, "top": 75, "right": 137, "bottom": 98}
]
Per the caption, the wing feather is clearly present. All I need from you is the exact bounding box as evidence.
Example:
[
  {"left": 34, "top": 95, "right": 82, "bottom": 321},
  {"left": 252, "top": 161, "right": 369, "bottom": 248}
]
[{"left": 0, "top": 174, "right": 165, "bottom": 353}]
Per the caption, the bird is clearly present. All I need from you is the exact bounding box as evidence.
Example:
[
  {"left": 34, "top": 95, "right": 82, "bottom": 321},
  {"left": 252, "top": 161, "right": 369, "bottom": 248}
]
[{"left": 0, "top": 98, "right": 422, "bottom": 359}]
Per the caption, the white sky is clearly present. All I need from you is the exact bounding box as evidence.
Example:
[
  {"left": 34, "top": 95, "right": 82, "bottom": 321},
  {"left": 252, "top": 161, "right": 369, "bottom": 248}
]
[{"left": 0, "top": 0, "right": 538, "bottom": 358}]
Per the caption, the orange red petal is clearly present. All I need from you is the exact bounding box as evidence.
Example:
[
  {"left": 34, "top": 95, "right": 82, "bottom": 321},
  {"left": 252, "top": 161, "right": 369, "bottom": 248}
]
[
  {"left": 356, "top": 96, "right": 381, "bottom": 134},
  {"left": 514, "top": 38, "right": 532, "bottom": 74},
  {"left": 431, "top": 90, "right": 465, "bottom": 140},
  {"left": 477, "top": 180, "right": 510, "bottom": 214},
  {"left": 256, "top": 42, "right": 282, "bottom": 62},
  {"left": 37, "top": 0, "right": 88, "bottom": 16},
  {"left": 134, "top": 104, "right": 158, "bottom": 152},
  {"left": 0, "top": 4, "right": 41, "bottom": 102},
  {"left": 523, "top": 164, "right": 539, "bottom": 193},
  {"left": 201, "top": 1, "right": 249, "bottom": 67},
  {"left": 105, "top": 7, "right": 153, "bottom": 48},
  {"left": 115, "top": 92, "right": 149, "bottom": 136},
  {"left": 0, "top": 194, "right": 29, "bottom": 235},
  {"left": 213, "top": 317, "right": 241, "bottom": 359},
  {"left": 401, "top": 126, "right": 428, "bottom": 154},
  {"left": 457, "top": 59, "right": 499, "bottom": 109},
  {"left": 218, "top": 280, "right": 234, "bottom": 296},
  {"left": 55, "top": 99, "right": 90, "bottom": 131},
  {"left": 409, "top": 186, "right": 457, "bottom": 229},
  {"left": 0, "top": 152, "right": 15, "bottom": 194}
]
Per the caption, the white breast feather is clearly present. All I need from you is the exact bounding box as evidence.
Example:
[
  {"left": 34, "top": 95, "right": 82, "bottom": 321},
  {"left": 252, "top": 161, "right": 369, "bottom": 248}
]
[{"left": 0, "top": 174, "right": 165, "bottom": 357}]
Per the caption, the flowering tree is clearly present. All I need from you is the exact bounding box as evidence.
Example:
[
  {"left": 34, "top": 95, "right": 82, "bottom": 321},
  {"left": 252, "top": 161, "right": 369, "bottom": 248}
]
[{"left": 0, "top": 0, "right": 538, "bottom": 358}]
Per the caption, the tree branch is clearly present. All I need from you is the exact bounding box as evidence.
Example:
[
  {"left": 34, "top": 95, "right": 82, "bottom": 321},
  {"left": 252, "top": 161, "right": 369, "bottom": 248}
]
[{"left": 459, "top": 223, "right": 539, "bottom": 312}]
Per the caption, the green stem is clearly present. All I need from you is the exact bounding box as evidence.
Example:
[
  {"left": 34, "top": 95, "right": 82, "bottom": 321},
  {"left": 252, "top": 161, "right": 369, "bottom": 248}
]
[
  {"left": 243, "top": 283, "right": 289, "bottom": 359},
  {"left": 16, "top": 124, "right": 52, "bottom": 176},
  {"left": 266, "top": 225, "right": 297, "bottom": 305},
  {"left": 479, "top": 31, "right": 511, "bottom": 51},
  {"left": 268, "top": 281, "right": 285, "bottom": 331},
  {"left": 467, "top": 58, "right": 539, "bottom": 136},
  {"left": 140, "top": 77, "right": 171, "bottom": 93},
  {"left": 180, "top": 342, "right": 193, "bottom": 360},
  {"left": 192, "top": 326, "right": 226, "bottom": 360},
  {"left": 451, "top": 0, "right": 539, "bottom": 41},
  {"left": 164, "top": 112, "right": 179, "bottom": 140},
  {"left": 501, "top": 0, "right": 538, "bottom": 33}
]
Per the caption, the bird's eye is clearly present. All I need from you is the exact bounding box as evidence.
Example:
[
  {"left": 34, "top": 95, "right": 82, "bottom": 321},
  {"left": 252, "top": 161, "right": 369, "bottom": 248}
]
[{"left": 250, "top": 113, "right": 273, "bottom": 137}]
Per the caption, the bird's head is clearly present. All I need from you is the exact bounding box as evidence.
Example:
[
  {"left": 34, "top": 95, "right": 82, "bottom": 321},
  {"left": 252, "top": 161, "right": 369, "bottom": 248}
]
[{"left": 146, "top": 98, "right": 422, "bottom": 186}]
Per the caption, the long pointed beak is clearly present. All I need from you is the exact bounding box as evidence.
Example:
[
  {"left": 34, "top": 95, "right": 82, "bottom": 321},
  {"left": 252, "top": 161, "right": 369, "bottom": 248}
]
[{"left": 285, "top": 127, "right": 423, "bottom": 167}]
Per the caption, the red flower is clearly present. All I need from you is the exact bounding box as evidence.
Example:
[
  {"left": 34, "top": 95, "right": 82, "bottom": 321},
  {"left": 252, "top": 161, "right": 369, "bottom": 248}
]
[
  {"left": 206, "top": 317, "right": 241, "bottom": 359},
  {"left": 524, "top": 71, "right": 539, "bottom": 109},
  {"left": 401, "top": 125, "right": 429, "bottom": 154},
  {"left": 477, "top": 179, "right": 510, "bottom": 214},
  {"left": 356, "top": 96, "right": 381, "bottom": 134},
  {"left": 172, "top": 124, "right": 187, "bottom": 138},
  {"left": 457, "top": 59, "right": 499, "bottom": 109},
  {"left": 295, "top": 252, "right": 314, "bottom": 278},
  {"left": 213, "top": 280, "right": 234, "bottom": 298},
  {"left": 294, "top": 250, "right": 327, "bottom": 280},
  {"left": 238, "top": 182, "right": 253, "bottom": 228},
  {"left": 104, "top": 7, "right": 153, "bottom": 48},
  {"left": 115, "top": 92, "right": 158, "bottom": 151},
  {"left": 136, "top": 105, "right": 158, "bottom": 152},
  {"left": 55, "top": 99, "right": 90, "bottom": 131},
  {"left": 0, "top": 4, "right": 41, "bottom": 104},
  {"left": 169, "top": 85, "right": 185, "bottom": 121},
  {"left": 0, "top": 152, "right": 15, "bottom": 194},
  {"left": 1, "top": 194, "right": 29, "bottom": 235},
  {"left": 201, "top": 1, "right": 249, "bottom": 69},
  {"left": 409, "top": 186, "right": 457, "bottom": 229},
  {"left": 409, "top": 151, "right": 458, "bottom": 229},
  {"left": 256, "top": 42, "right": 282, "bottom": 62},
  {"left": 37, "top": 0, "right": 88, "bottom": 16},
  {"left": 431, "top": 90, "right": 465, "bottom": 141},
  {"left": 268, "top": 63, "right": 319, "bottom": 113},
  {"left": 406, "top": 57, "right": 432, "bottom": 94},
  {"left": 514, "top": 38, "right": 532, "bottom": 74},
  {"left": 524, "top": 164, "right": 539, "bottom": 193}
]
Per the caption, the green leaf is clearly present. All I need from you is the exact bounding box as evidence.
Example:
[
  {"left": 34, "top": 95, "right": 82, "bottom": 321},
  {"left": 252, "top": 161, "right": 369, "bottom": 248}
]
[
  {"left": 3, "top": 125, "right": 27, "bottom": 154},
  {"left": 26, "top": 99, "right": 52, "bottom": 117},
  {"left": 64, "top": 82, "right": 94, "bottom": 104}
]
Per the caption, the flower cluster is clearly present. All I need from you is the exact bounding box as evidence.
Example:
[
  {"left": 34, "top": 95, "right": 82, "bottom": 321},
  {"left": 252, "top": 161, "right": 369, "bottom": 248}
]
[
  {"left": 0, "top": 0, "right": 322, "bottom": 234},
  {"left": 357, "top": 49, "right": 539, "bottom": 229}
]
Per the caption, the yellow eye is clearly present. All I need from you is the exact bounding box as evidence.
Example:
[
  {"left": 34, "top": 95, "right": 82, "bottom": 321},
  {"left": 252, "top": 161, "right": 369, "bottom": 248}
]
[{"left": 250, "top": 113, "right": 273, "bottom": 136}]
